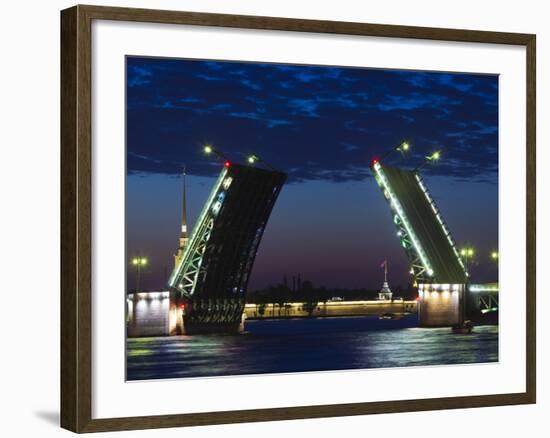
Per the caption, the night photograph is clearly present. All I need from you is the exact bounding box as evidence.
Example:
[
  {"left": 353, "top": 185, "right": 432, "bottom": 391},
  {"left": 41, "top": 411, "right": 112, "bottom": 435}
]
[{"left": 124, "top": 56, "right": 499, "bottom": 381}]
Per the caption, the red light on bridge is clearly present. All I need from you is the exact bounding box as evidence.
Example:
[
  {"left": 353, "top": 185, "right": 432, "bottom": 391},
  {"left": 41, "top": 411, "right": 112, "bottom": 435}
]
[
  {"left": 371, "top": 158, "right": 379, "bottom": 166},
  {"left": 224, "top": 161, "right": 231, "bottom": 168},
  {"left": 416, "top": 296, "right": 421, "bottom": 301},
  {"left": 179, "top": 303, "right": 185, "bottom": 309}
]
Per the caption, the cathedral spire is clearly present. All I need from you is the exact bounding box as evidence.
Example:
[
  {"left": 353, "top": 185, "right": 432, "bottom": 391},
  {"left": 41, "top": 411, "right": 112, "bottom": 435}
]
[
  {"left": 175, "top": 166, "right": 189, "bottom": 268},
  {"left": 179, "top": 166, "right": 188, "bottom": 242}
]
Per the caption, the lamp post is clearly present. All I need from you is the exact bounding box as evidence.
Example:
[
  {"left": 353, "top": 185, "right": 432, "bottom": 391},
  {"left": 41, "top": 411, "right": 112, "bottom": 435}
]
[
  {"left": 203, "top": 143, "right": 230, "bottom": 165},
  {"left": 414, "top": 150, "right": 441, "bottom": 172},
  {"left": 380, "top": 140, "right": 411, "bottom": 161},
  {"left": 459, "top": 247, "right": 475, "bottom": 324},
  {"left": 459, "top": 247, "right": 476, "bottom": 276},
  {"left": 490, "top": 251, "right": 498, "bottom": 262},
  {"left": 460, "top": 247, "right": 476, "bottom": 276},
  {"left": 247, "top": 153, "right": 275, "bottom": 170},
  {"left": 131, "top": 256, "right": 148, "bottom": 293},
  {"left": 397, "top": 141, "right": 410, "bottom": 153}
]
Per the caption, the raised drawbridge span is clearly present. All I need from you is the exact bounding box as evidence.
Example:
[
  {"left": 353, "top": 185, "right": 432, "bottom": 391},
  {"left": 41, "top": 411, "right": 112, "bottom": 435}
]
[
  {"left": 168, "top": 163, "right": 286, "bottom": 334},
  {"left": 371, "top": 161, "right": 468, "bottom": 285},
  {"left": 371, "top": 160, "right": 498, "bottom": 325}
]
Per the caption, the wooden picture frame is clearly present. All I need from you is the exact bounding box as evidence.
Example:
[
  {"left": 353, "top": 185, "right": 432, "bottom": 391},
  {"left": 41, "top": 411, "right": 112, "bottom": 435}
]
[{"left": 61, "top": 4, "right": 536, "bottom": 433}]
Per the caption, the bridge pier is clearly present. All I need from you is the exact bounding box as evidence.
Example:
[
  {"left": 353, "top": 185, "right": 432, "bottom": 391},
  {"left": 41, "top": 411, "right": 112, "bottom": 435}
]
[
  {"left": 126, "top": 291, "right": 171, "bottom": 337},
  {"left": 418, "top": 283, "right": 466, "bottom": 327}
]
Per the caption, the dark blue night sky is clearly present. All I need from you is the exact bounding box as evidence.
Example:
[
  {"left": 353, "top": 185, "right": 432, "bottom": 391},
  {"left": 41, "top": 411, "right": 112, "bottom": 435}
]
[{"left": 126, "top": 57, "right": 498, "bottom": 292}]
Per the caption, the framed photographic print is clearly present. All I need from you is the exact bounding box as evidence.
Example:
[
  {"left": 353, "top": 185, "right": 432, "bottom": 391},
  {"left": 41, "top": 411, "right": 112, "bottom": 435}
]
[{"left": 60, "top": 4, "right": 536, "bottom": 433}]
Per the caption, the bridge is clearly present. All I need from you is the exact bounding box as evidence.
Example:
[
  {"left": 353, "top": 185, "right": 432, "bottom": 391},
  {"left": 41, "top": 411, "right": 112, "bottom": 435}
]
[
  {"left": 167, "top": 162, "right": 287, "bottom": 334},
  {"left": 371, "top": 159, "right": 498, "bottom": 326},
  {"left": 126, "top": 146, "right": 497, "bottom": 336}
]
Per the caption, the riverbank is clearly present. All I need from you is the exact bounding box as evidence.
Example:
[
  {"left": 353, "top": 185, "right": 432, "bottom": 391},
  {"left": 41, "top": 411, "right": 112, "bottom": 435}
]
[{"left": 244, "top": 300, "right": 417, "bottom": 320}]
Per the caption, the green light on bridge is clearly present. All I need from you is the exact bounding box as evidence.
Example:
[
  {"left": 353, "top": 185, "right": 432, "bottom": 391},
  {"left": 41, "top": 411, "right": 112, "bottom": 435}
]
[
  {"left": 168, "top": 168, "right": 229, "bottom": 289},
  {"left": 373, "top": 162, "right": 434, "bottom": 278}
]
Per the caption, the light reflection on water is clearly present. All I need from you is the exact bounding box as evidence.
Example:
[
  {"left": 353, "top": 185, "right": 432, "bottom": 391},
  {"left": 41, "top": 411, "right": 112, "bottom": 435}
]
[{"left": 126, "top": 315, "right": 498, "bottom": 381}]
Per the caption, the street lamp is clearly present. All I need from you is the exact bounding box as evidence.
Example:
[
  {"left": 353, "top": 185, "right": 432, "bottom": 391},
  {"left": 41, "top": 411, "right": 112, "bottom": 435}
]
[
  {"left": 460, "top": 247, "right": 475, "bottom": 272},
  {"left": 414, "top": 149, "right": 441, "bottom": 172},
  {"left": 380, "top": 140, "right": 411, "bottom": 161},
  {"left": 458, "top": 246, "right": 475, "bottom": 317},
  {"left": 491, "top": 251, "right": 498, "bottom": 261},
  {"left": 397, "top": 141, "right": 410, "bottom": 152},
  {"left": 131, "top": 256, "right": 148, "bottom": 292},
  {"left": 246, "top": 153, "right": 275, "bottom": 170},
  {"left": 203, "top": 143, "right": 230, "bottom": 163}
]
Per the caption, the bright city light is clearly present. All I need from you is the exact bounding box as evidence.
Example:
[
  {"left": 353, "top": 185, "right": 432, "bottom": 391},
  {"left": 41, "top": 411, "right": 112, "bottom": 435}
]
[
  {"left": 247, "top": 155, "right": 257, "bottom": 164},
  {"left": 491, "top": 251, "right": 498, "bottom": 260},
  {"left": 132, "top": 257, "right": 148, "bottom": 266},
  {"left": 415, "top": 174, "right": 467, "bottom": 276},
  {"left": 204, "top": 144, "right": 213, "bottom": 154}
]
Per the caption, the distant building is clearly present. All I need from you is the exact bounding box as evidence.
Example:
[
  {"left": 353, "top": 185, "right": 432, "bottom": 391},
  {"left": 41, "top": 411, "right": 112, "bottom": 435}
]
[
  {"left": 378, "top": 260, "right": 393, "bottom": 301},
  {"left": 174, "top": 167, "right": 189, "bottom": 268}
]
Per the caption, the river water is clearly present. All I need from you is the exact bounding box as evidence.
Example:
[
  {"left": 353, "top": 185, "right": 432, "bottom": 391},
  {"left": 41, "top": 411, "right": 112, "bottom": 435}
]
[{"left": 126, "top": 315, "right": 498, "bottom": 381}]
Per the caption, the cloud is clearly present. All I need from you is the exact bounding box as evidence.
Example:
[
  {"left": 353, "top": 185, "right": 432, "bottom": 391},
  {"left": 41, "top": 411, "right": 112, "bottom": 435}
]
[
  {"left": 228, "top": 112, "right": 292, "bottom": 128},
  {"left": 240, "top": 79, "right": 262, "bottom": 90},
  {"left": 127, "top": 66, "right": 152, "bottom": 87},
  {"left": 126, "top": 57, "right": 498, "bottom": 183}
]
